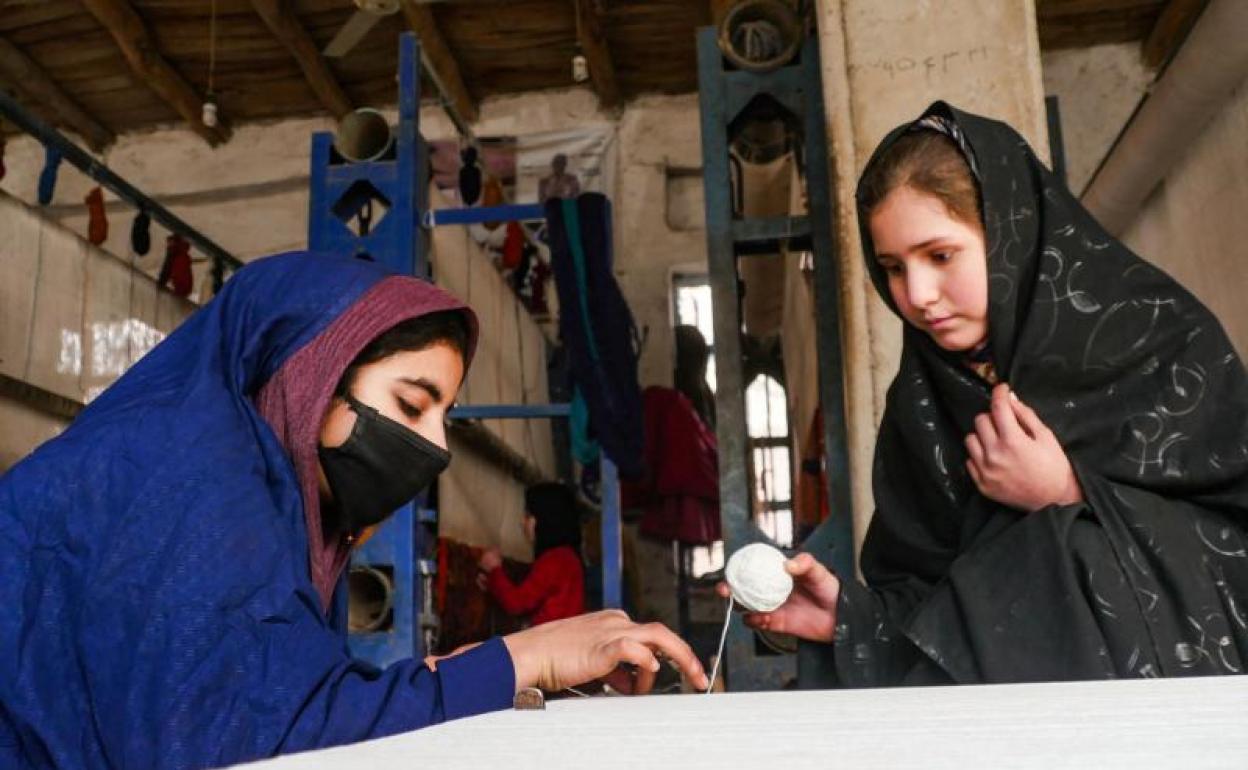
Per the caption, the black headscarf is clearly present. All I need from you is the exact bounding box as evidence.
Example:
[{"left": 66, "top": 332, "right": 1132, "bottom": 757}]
[
  {"left": 674, "top": 324, "right": 715, "bottom": 429},
  {"left": 832, "top": 101, "right": 1248, "bottom": 686},
  {"left": 525, "top": 483, "right": 582, "bottom": 558}
]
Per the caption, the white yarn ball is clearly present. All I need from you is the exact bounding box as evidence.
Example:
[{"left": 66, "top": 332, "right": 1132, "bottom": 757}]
[{"left": 725, "top": 543, "right": 793, "bottom": 612}]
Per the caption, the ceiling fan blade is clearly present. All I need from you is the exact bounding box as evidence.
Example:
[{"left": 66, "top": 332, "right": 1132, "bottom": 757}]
[{"left": 323, "top": 10, "right": 384, "bottom": 58}]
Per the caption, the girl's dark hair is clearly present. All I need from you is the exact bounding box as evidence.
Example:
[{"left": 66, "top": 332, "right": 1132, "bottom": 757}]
[
  {"left": 674, "top": 325, "right": 715, "bottom": 429},
  {"left": 335, "top": 310, "right": 471, "bottom": 397},
  {"left": 859, "top": 130, "right": 982, "bottom": 229},
  {"left": 524, "top": 482, "right": 582, "bottom": 557}
]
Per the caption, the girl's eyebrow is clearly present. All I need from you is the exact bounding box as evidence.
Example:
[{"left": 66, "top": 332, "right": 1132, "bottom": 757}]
[
  {"left": 877, "top": 237, "right": 954, "bottom": 260},
  {"left": 397, "top": 376, "right": 444, "bottom": 404}
]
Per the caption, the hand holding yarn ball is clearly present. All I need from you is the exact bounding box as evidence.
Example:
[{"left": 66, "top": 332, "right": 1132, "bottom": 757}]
[{"left": 717, "top": 550, "right": 841, "bottom": 644}]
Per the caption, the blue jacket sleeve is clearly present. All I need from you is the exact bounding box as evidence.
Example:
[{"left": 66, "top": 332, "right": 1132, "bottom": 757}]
[
  {"left": 78, "top": 590, "right": 517, "bottom": 770},
  {"left": 273, "top": 636, "right": 516, "bottom": 757}
]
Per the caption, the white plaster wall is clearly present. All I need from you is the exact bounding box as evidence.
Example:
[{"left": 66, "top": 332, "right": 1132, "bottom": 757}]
[
  {"left": 1122, "top": 79, "right": 1248, "bottom": 357},
  {"left": 0, "top": 190, "right": 196, "bottom": 469},
  {"left": 1, "top": 86, "right": 708, "bottom": 563},
  {"left": 0, "top": 191, "right": 195, "bottom": 403},
  {"left": 1041, "top": 42, "right": 1155, "bottom": 195},
  {"left": 429, "top": 183, "right": 558, "bottom": 560},
  {"left": 0, "top": 117, "right": 335, "bottom": 302},
  {"left": 0, "top": 394, "right": 66, "bottom": 472},
  {"left": 1, "top": 87, "right": 705, "bottom": 386}
]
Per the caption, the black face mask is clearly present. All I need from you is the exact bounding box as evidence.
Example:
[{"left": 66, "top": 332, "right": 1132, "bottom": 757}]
[{"left": 318, "top": 393, "right": 451, "bottom": 534}]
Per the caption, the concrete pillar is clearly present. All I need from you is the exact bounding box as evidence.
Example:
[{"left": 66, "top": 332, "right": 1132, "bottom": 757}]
[{"left": 812, "top": 0, "right": 1048, "bottom": 561}]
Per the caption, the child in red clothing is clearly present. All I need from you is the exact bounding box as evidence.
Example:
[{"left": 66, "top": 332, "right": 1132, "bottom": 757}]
[{"left": 479, "top": 483, "right": 585, "bottom": 626}]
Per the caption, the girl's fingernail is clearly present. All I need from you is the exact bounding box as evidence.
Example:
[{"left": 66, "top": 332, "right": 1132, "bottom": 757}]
[{"left": 1010, "top": 391, "right": 1019, "bottom": 402}]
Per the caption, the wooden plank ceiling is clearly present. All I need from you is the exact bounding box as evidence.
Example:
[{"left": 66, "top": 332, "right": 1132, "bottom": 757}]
[{"left": 0, "top": 0, "right": 1206, "bottom": 149}]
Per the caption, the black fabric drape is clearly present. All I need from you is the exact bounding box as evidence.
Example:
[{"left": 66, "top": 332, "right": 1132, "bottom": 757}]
[
  {"left": 832, "top": 102, "right": 1248, "bottom": 686},
  {"left": 546, "top": 194, "right": 645, "bottom": 479}
]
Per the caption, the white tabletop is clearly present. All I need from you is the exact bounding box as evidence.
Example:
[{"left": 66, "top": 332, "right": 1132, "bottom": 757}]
[{"left": 233, "top": 675, "right": 1248, "bottom": 769}]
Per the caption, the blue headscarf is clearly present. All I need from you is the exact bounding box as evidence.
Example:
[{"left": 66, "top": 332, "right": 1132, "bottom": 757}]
[{"left": 0, "top": 252, "right": 507, "bottom": 769}]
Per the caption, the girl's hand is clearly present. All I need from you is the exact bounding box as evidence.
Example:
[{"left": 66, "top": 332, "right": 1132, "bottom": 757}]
[
  {"left": 716, "top": 552, "right": 840, "bottom": 643},
  {"left": 965, "top": 383, "right": 1084, "bottom": 512},
  {"left": 502, "top": 610, "right": 708, "bottom": 694},
  {"left": 478, "top": 547, "right": 502, "bottom": 572}
]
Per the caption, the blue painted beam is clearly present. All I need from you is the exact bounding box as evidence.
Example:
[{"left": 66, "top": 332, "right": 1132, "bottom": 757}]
[
  {"left": 448, "top": 403, "right": 571, "bottom": 420},
  {"left": 423, "top": 203, "right": 545, "bottom": 228},
  {"left": 599, "top": 457, "right": 622, "bottom": 610},
  {"left": 0, "top": 89, "right": 243, "bottom": 289}
]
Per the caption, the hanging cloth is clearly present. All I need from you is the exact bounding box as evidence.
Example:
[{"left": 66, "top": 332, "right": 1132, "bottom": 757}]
[
  {"left": 159, "top": 233, "right": 194, "bottom": 297},
  {"left": 546, "top": 193, "right": 644, "bottom": 479},
  {"left": 131, "top": 210, "right": 152, "bottom": 255},
  {"left": 85, "top": 186, "right": 108, "bottom": 246}
]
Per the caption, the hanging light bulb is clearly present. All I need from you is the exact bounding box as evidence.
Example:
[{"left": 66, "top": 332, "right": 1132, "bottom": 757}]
[
  {"left": 203, "top": 0, "right": 220, "bottom": 129},
  {"left": 202, "top": 93, "right": 219, "bottom": 128},
  {"left": 572, "top": 54, "right": 589, "bottom": 83}
]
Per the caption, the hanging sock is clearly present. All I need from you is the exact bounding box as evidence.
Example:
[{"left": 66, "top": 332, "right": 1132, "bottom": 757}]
[
  {"left": 480, "top": 175, "right": 504, "bottom": 231},
  {"left": 131, "top": 211, "right": 151, "bottom": 255},
  {"left": 158, "top": 233, "right": 194, "bottom": 297},
  {"left": 457, "top": 145, "right": 481, "bottom": 206},
  {"left": 37, "top": 145, "right": 63, "bottom": 205},
  {"left": 85, "top": 186, "right": 108, "bottom": 245},
  {"left": 501, "top": 221, "right": 525, "bottom": 270}
]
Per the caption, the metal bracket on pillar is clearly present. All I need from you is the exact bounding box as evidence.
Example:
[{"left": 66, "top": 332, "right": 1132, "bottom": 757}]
[
  {"left": 309, "top": 34, "right": 427, "bottom": 278},
  {"left": 697, "top": 27, "right": 854, "bottom": 692}
]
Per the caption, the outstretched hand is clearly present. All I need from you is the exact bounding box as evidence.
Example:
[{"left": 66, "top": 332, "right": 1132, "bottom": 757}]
[
  {"left": 716, "top": 552, "right": 840, "bottom": 643},
  {"left": 965, "top": 383, "right": 1084, "bottom": 512},
  {"left": 478, "top": 547, "right": 502, "bottom": 572},
  {"left": 502, "top": 610, "right": 709, "bottom": 694}
]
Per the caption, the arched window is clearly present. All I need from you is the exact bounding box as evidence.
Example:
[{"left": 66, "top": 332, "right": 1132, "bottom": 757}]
[{"left": 746, "top": 373, "right": 793, "bottom": 546}]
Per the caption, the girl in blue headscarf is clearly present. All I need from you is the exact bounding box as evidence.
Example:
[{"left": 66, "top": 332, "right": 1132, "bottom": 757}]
[{"left": 0, "top": 252, "right": 706, "bottom": 769}]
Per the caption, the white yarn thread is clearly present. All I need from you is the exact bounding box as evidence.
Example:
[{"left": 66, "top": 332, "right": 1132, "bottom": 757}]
[
  {"left": 725, "top": 543, "right": 793, "bottom": 612},
  {"left": 706, "top": 595, "right": 733, "bottom": 695}
]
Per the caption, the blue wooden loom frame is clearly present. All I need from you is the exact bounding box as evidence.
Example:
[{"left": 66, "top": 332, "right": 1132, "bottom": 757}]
[{"left": 308, "top": 33, "right": 622, "bottom": 669}]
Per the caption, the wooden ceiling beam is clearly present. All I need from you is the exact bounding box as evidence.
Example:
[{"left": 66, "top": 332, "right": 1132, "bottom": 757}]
[
  {"left": 708, "top": 0, "right": 736, "bottom": 27},
  {"left": 250, "top": 0, "right": 353, "bottom": 119},
  {"left": 1142, "top": 0, "right": 1208, "bottom": 69},
  {"left": 79, "top": 0, "right": 231, "bottom": 146},
  {"left": 0, "top": 35, "right": 114, "bottom": 151},
  {"left": 574, "top": 0, "right": 621, "bottom": 108},
  {"left": 400, "top": 1, "right": 479, "bottom": 126}
]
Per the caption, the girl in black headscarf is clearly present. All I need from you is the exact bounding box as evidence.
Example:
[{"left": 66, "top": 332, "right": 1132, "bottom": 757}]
[{"left": 725, "top": 101, "right": 1248, "bottom": 685}]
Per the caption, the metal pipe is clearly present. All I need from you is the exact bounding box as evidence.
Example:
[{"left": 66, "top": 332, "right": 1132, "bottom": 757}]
[
  {"left": 347, "top": 565, "right": 395, "bottom": 633},
  {"left": 423, "top": 203, "right": 545, "bottom": 228},
  {"left": 0, "top": 89, "right": 244, "bottom": 288},
  {"left": 448, "top": 403, "right": 570, "bottom": 420},
  {"left": 1082, "top": 0, "right": 1248, "bottom": 235}
]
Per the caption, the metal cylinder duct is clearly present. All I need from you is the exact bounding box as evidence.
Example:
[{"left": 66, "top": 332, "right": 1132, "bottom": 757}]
[
  {"left": 334, "top": 107, "right": 394, "bottom": 163},
  {"left": 717, "top": 0, "right": 803, "bottom": 73},
  {"left": 1082, "top": 0, "right": 1248, "bottom": 236},
  {"left": 347, "top": 565, "right": 394, "bottom": 633}
]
